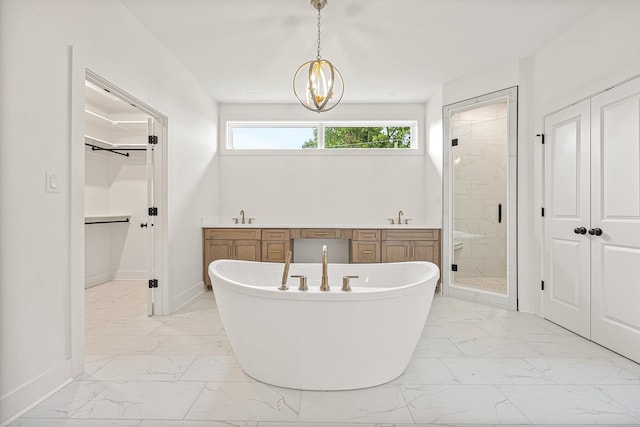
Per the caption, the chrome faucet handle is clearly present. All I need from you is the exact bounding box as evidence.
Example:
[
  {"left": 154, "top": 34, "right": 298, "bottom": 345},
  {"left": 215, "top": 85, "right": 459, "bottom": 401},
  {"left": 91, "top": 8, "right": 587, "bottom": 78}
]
[
  {"left": 342, "top": 275, "right": 359, "bottom": 292},
  {"left": 291, "top": 275, "right": 308, "bottom": 291},
  {"left": 404, "top": 219, "right": 411, "bottom": 224},
  {"left": 232, "top": 217, "right": 239, "bottom": 224},
  {"left": 387, "top": 218, "right": 395, "bottom": 224},
  {"left": 247, "top": 218, "right": 255, "bottom": 224}
]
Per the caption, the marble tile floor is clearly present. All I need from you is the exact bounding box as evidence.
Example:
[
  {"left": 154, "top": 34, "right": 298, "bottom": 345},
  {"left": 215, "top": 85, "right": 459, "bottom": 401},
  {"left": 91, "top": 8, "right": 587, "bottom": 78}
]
[{"left": 10, "top": 280, "right": 640, "bottom": 426}]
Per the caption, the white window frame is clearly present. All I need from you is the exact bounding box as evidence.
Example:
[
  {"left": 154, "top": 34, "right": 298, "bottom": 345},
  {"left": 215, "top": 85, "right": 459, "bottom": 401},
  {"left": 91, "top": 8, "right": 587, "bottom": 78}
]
[{"left": 223, "top": 120, "right": 420, "bottom": 156}]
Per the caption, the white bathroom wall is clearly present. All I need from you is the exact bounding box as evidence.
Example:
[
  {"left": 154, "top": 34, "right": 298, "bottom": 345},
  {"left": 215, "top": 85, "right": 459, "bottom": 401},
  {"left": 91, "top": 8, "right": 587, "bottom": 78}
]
[
  {"left": 425, "top": 88, "right": 444, "bottom": 223},
  {"left": 217, "top": 103, "right": 434, "bottom": 225},
  {"left": 0, "top": 0, "right": 218, "bottom": 423}
]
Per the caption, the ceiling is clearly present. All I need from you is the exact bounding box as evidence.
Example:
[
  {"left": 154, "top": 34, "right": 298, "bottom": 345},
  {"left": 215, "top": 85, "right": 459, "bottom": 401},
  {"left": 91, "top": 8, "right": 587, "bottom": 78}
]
[{"left": 120, "top": 0, "right": 601, "bottom": 104}]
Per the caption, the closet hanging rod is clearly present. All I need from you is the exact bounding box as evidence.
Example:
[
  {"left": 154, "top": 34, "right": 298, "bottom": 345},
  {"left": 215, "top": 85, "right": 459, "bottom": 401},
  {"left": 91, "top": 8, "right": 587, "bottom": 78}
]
[
  {"left": 84, "top": 218, "right": 130, "bottom": 225},
  {"left": 84, "top": 143, "right": 145, "bottom": 157}
]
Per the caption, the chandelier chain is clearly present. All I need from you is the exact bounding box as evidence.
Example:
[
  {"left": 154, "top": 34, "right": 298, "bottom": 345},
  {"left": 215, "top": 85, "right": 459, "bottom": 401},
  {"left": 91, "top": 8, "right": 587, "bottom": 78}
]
[{"left": 316, "top": 6, "right": 322, "bottom": 60}]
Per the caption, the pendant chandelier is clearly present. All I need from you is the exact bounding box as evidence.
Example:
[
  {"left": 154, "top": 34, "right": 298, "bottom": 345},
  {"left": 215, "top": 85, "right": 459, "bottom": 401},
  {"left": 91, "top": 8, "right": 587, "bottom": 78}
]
[{"left": 293, "top": 0, "right": 344, "bottom": 113}]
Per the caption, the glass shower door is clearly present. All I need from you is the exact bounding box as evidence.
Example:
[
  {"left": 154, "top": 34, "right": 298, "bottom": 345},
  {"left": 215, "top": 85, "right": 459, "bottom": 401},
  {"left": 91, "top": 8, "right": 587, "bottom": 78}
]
[
  {"left": 441, "top": 84, "right": 522, "bottom": 313},
  {"left": 451, "top": 100, "right": 508, "bottom": 295}
]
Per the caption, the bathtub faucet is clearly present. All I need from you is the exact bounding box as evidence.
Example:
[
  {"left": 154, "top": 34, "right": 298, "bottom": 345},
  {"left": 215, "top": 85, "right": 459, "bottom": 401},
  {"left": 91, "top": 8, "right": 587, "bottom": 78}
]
[
  {"left": 320, "top": 245, "right": 330, "bottom": 291},
  {"left": 279, "top": 250, "right": 292, "bottom": 290}
]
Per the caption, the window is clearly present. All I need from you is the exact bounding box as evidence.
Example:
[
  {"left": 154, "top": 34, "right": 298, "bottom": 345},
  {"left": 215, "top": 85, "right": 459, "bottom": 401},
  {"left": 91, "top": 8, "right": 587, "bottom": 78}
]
[{"left": 227, "top": 122, "right": 417, "bottom": 151}]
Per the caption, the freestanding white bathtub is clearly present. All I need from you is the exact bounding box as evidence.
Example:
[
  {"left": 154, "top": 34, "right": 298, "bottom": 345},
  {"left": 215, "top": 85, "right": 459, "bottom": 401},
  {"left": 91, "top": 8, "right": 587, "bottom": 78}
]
[{"left": 209, "top": 259, "right": 439, "bottom": 390}]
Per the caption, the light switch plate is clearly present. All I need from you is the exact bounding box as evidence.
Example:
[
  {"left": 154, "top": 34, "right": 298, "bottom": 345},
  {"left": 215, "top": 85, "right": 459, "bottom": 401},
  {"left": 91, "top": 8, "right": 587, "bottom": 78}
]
[{"left": 45, "top": 171, "right": 59, "bottom": 193}]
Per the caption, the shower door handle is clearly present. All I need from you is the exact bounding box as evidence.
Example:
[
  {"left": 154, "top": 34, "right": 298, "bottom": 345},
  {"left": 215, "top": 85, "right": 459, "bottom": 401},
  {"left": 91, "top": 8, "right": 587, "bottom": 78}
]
[{"left": 498, "top": 204, "right": 502, "bottom": 224}]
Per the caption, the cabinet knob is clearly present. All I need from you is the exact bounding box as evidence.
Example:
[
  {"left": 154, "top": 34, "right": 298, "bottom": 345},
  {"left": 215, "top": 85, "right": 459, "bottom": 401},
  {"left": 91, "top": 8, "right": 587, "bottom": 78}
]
[{"left": 574, "top": 227, "right": 587, "bottom": 235}]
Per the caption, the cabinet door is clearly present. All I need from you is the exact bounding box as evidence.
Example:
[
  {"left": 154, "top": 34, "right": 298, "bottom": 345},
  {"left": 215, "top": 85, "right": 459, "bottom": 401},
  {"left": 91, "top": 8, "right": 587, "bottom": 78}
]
[
  {"left": 203, "top": 239, "right": 233, "bottom": 286},
  {"left": 233, "top": 240, "right": 261, "bottom": 261},
  {"left": 262, "top": 240, "right": 290, "bottom": 263},
  {"left": 382, "top": 241, "right": 408, "bottom": 262},
  {"left": 351, "top": 241, "right": 380, "bottom": 263},
  {"left": 412, "top": 240, "right": 439, "bottom": 264}
]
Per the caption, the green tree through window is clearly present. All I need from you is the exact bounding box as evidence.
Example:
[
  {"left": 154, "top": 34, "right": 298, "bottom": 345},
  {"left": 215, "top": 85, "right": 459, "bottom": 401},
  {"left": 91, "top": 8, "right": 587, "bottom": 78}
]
[{"left": 302, "top": 126, "right": 411, "bottom": 149}]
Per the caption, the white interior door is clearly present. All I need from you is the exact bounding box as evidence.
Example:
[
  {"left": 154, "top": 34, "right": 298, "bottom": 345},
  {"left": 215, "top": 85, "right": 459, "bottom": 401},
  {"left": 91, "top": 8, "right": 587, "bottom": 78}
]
[
  {"left": 543, "top": 99, "right": 591, "bottom": 338},
  {"left": 590, "top": 77, "right": 640, "bottom": 361},
  {"left": 146, "top": 117, "right": 156, "bottom": 316}
]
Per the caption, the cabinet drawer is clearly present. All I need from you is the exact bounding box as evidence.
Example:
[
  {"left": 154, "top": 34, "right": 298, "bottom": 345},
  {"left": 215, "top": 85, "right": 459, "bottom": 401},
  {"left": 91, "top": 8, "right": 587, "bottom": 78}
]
[
  {"left": 382, "top": 229, "right": 439, "bottom": 241},
  {"left": 353, "top": 229, "right": 381, "bottom": 241},
  {"left": 204, "top": 228, "right": 261, "bottom": 240},
  {"left": 300, "top": 229, "right": 342, "bottom": 239},
  {"left": 351, "top": 241, "right": 380, "bottom": 263},
  {"left": 262, "top": 229, "right": 290, "bottom": 241},
  {"left": 262, "top": 240, "right": 291, "bottom": 263}
]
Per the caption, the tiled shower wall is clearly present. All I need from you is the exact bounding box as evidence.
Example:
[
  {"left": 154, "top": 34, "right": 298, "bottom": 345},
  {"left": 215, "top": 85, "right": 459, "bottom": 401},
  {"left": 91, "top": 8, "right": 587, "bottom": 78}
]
[{"left": 452, "top": 102, "right": 508, "bottom": 281}]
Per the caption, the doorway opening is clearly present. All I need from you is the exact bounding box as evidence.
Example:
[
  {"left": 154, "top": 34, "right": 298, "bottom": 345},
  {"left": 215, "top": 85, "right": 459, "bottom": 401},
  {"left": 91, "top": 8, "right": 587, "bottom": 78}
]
[
  {"left": 83, "top": 71, "right": 165, "bottom": 317},
  {"left": 442, "top": 87, "right": 518, "bottom": 309}
]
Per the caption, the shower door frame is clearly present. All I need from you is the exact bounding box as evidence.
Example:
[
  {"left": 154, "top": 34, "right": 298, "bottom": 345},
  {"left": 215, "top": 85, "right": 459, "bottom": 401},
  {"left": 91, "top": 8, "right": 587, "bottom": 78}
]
[{"left": 442, "top": 87, "right": 518, "bottom": 310}]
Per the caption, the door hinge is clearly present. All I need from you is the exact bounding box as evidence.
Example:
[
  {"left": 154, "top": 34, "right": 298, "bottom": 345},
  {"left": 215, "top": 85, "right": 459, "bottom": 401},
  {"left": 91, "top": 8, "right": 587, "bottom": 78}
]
[
  {"left": 148, "top": 135, "right": 158, "bottom": 145},
  {"left": 452, "top": 138, "right": 459, "bottom": 147},
  {"left": 148, "top": 207, "right": 158, "bottom": 216},
  {"left": 541, "top": 280, "right": 545, "bottom": 291},
  {"left": 452, "top": 264, "right": 458, "bottom": 272},
  {"left": 536, "top": 133, "right": 545, "bottom": 144},
  {"left": 148, "top": 279, "right": 158, "bottom": 288},
  {"left": 541, "top": 207, "right": 545, "bottom": 217}
]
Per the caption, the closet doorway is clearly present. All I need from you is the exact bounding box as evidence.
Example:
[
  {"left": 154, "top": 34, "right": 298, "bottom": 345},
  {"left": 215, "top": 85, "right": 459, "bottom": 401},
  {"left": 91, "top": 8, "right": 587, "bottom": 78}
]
[
  {"left": 543, "top": 76, "right": 640, "bottom": 363},
  {"left": 443, "top": 87, "right": 518, "bottom": 309},
  {"left": 83, "top": 71, "right": 165, "bottom": 316}
]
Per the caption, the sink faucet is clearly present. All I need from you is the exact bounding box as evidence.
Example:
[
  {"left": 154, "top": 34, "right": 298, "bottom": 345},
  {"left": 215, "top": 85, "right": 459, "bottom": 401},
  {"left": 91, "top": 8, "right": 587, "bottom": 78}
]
[
  {"left": 397, "top": 210, "right": 404, "bottom": 225},
  {"left": 240, "top": 210, "right": 245, "bottom": 224},
  {"left": 320, "top": 245, "right": 330, "bottom": 291}
]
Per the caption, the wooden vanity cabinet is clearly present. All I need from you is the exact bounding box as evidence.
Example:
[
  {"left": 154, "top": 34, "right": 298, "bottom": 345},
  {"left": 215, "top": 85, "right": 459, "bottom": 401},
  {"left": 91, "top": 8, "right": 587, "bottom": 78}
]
[
  {"left": 203, "top": 227, "right": 441, "bottom": 287},
  {"left": 381, "top": 229, "right": 440, "bottom": 265},
  {"left": 203, "top": 228, "right": 261, "bottom": 287},
  {"left": 350, "top": 229, "right": 381, "bottom": 263},
  {"left": 261, "top": 229, "right": 291, "bottom": 263}
]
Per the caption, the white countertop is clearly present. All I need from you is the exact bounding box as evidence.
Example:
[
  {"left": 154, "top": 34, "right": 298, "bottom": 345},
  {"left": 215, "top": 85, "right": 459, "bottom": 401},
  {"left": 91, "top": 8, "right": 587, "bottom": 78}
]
[{"left": 201, "top": 218, "right": 441, "bottom": 229}]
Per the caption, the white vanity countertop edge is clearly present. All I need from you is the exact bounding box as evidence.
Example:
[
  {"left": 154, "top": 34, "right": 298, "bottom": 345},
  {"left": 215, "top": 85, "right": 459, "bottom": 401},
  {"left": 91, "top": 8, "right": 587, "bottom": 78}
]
[{"left": 201, "top": 222, "right": 442, "bottom": 230}]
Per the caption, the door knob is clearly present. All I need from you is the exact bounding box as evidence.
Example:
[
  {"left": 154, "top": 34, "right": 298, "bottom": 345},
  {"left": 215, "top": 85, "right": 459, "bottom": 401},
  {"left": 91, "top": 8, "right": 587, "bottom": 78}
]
[
  {"left": 573, "top": 227, "right": 587, "bottom": 235},
  {"left": 588, "top": 227, "right": 603, "bottom": 236}
]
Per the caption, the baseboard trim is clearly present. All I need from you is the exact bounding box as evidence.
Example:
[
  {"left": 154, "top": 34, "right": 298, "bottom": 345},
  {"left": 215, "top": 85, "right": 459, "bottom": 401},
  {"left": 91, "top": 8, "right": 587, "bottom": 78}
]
[
  {"left": 85, "top": 270, "right": 116, "bottom": 287},
  {"left": 171, "top": 281, "right": 206, "bottom": 314},
  {"left": 0, "top": 360, "right": 72, "bottom": 426},
  {"left": 115, "top": 270, "right": 147, "bottom": 280}
]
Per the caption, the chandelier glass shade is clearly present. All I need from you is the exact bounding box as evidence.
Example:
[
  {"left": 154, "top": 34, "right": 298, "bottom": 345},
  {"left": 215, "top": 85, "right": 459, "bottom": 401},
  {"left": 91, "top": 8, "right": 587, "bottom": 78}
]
[{"left": 293, "top": 0, "right": 344, "bottom": 112}]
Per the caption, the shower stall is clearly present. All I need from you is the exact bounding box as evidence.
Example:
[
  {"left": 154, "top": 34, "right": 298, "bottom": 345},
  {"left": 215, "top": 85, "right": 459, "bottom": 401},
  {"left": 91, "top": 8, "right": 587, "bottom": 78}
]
[{"left": 443, "top": 88, "right": 517, "bottom": 309}]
